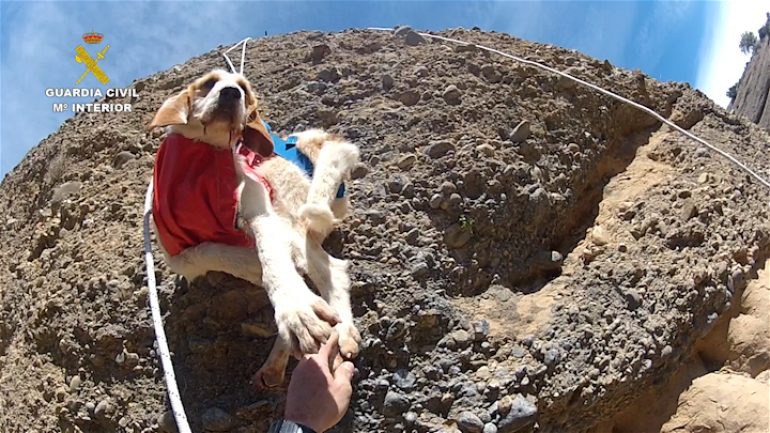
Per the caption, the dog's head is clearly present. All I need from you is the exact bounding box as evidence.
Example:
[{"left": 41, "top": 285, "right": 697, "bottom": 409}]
[{"left": 149, "top": 69, "right": 273, "bottom": 156}]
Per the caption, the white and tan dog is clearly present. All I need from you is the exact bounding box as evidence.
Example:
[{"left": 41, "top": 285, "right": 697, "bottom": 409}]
[{"left": 149, "top": 69, "right": 360, "bottom": 387}]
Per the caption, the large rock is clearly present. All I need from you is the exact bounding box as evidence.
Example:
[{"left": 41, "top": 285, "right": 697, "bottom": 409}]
[
  {"left": 726, "top": 260, "right": 770, "bottom": 376},
  {"left": 660, "top": 372, "right": 769, "bottom": 433},
  {"left": 730, "top": 13, "right": 770, "bottom": 130}
]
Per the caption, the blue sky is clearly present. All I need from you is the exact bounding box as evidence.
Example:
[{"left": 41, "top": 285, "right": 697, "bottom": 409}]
[{"left": 0, "top": 1, "right": 762, "bottom": 178}]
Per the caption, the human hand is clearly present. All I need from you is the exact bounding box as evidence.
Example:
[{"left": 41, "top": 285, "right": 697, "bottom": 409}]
[{"left": 284, "top": 330, "right": 356, "bottom": 433}]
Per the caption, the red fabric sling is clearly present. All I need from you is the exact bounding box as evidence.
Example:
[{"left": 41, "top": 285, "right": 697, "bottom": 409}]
[{"left": 152, "top": 133, "right": 273, "bottom": 257}]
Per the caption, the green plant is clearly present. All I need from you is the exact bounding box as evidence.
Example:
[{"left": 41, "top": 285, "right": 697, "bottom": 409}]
[
  {"left": 739, "top": 31, "right": 758, "bottom": 55},
  {"left": 726, "top": 83, "right": 738, "bottom": 101},
  {"left": 45, "top": 153, "right": 67, "bottom": 186},
  {"left": 459, "top": 214, "right": 474, "bottom": 231}
]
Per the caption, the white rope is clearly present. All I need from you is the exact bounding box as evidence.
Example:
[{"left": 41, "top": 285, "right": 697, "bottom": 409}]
[
  {"left": 222, "top": 53, "right": 236, "bottom": 75},
  {"left": 141, "top": 36, "right": 253, "bottom": 433},
  {"left": 140, "top": 33, "right": 271, "bottom": 433},
  {"left": 222, "top": 37, "right": 251, "bottom": 74},
  {"left": 368, "top": 28, "right": 770, "bottom": 191},
  {"left": 143, "top": 180, "right": 193, "bottom": 433},
  {"left": 240, "top": 39, "right": 249, "bottom": 74}
]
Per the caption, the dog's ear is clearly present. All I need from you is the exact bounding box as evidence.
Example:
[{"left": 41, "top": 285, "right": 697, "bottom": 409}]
[
  {"left": 242, "top": 108, "right": 274, "bottom": 157},
  {"left": 149, "top": 90, "right": 191, "bottom": 130}
]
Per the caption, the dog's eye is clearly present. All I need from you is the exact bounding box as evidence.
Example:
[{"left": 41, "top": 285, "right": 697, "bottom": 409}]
[{"left": 202, "top": 78, "right": 217, "bottom": 90}]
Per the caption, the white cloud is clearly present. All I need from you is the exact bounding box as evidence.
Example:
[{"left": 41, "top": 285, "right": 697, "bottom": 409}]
[{"left": 697, "top": 1, "right": 768, "bottom": 108}]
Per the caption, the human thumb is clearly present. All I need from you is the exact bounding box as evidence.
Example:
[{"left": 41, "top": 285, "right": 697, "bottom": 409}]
[{"left": 334, "top": 361, "right": 355, "bottom": 383}]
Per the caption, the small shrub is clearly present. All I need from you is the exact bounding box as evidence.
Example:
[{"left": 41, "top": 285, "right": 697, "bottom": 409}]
[
  {"left": 459, "top": 214, "right": 475, "bottom": 231},
  {"left": 739, "top": 31, "right": 758, "bottom": 55},
  {"left": 45, "top": 153, "right": 66, "bottom": 185}
]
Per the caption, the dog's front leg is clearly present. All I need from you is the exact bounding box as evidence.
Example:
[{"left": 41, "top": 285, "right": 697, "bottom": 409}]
[
  {"left": 305, "top": 240, "right": 360, "bottom": 360},
  {"left": 239, "top": 173, "right": 339, "bottom": 356},
  {"left": 297, "top": 136, "right": 360, "bottom": 236},
  {"left": 250, "top": 214, "right": 339, "bottom": 354}
]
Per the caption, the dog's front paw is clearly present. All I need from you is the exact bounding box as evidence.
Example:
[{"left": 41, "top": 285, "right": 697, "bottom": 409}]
[
  {"left": 337, "top": 141, "right": 361, "bottom": 169},
  {"left": 299, "top": 203, "right": 337, "bottom": 234},
  {"left": 335, "top": 322, "right": 361, "bottom": 360},
  {"left": 274, "top": 295, "right": 340, "bottom": 356}
]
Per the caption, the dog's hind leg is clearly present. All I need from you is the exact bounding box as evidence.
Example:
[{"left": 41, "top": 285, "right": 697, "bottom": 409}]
[
  {"left": 304, "top": 239, "right": 360, "bottom": 360},
  {"left": 252, "top": 337, "right": 291, "bottom": 389},
  {"left": 296, "top": 134, "right": 360, "bottom": 236},
  {"left": 166, "top": 242, "right": 263, "bottom": 285}
]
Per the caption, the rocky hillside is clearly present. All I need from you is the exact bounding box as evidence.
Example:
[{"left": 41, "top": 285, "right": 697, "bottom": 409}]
[
  {"left": 1, "top": 28, "right": 768, "bottom": 433},
  {"left": 730, "top": 13, "right": 770, "bottom": 130}
]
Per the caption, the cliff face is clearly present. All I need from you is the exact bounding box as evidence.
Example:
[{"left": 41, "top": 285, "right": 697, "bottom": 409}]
[
  {"left": 730, "top": 14, "right": 770, "bottom": 129},
  {"left": 0, "top": 28, "right": 769, "bottom": 433}
]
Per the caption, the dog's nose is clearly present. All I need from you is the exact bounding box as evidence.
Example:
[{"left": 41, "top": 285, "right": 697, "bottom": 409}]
[{"left": 219, "top": 87, "right": 241, "bottom": 101}]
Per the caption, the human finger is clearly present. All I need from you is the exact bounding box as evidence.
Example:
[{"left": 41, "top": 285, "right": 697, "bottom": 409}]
[
  {"left": 334, "top": 361, "right": 355, "bottom": 384},
  {"left": 319, "top": 329, "right": 340, "bottom": 369}
]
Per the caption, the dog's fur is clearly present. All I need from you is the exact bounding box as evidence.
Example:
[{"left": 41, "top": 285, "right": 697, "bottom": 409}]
[{"left": 149, "top": 69, "right": 360, "bottom": 387}]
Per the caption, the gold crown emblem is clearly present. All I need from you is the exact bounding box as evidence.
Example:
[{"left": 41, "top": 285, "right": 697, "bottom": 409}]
[{"left": 82, "top": 32, "right": 103, "bottom": 44}]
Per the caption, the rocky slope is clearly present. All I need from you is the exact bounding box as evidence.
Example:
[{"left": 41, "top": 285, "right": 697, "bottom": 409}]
[
  {"left": 1, "top": 28, "right": 769, "bottom": 433},
  {"left": 730, "top": 13, "right": 770, "bottom": 130}
]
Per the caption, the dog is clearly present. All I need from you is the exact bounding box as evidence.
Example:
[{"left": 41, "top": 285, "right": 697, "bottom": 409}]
[{"left": 148, "top": 69, "right": 361, "bottom": 387}]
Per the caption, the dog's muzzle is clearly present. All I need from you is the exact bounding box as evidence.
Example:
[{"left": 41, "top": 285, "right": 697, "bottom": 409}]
[
  {"left": 219, "top": 86, "right": 241, "bottom": 102},
  {"left": 211, "top": 87, "right": 243, "bottom": 123}
]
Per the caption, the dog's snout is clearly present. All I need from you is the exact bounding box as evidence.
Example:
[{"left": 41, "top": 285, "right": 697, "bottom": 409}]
[{"left": 219, "top": 87, "right": 241, "bottom": 101}]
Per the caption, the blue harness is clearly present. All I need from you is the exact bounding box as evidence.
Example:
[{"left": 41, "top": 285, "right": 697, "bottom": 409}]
[{"left": 265, "top": 122, "right": 346, "bottom": 199}]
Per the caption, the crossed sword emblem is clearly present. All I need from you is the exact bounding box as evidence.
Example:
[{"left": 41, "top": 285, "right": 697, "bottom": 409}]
[{"left": 75, "top": 44, "right": 110, "bottom": 85}]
